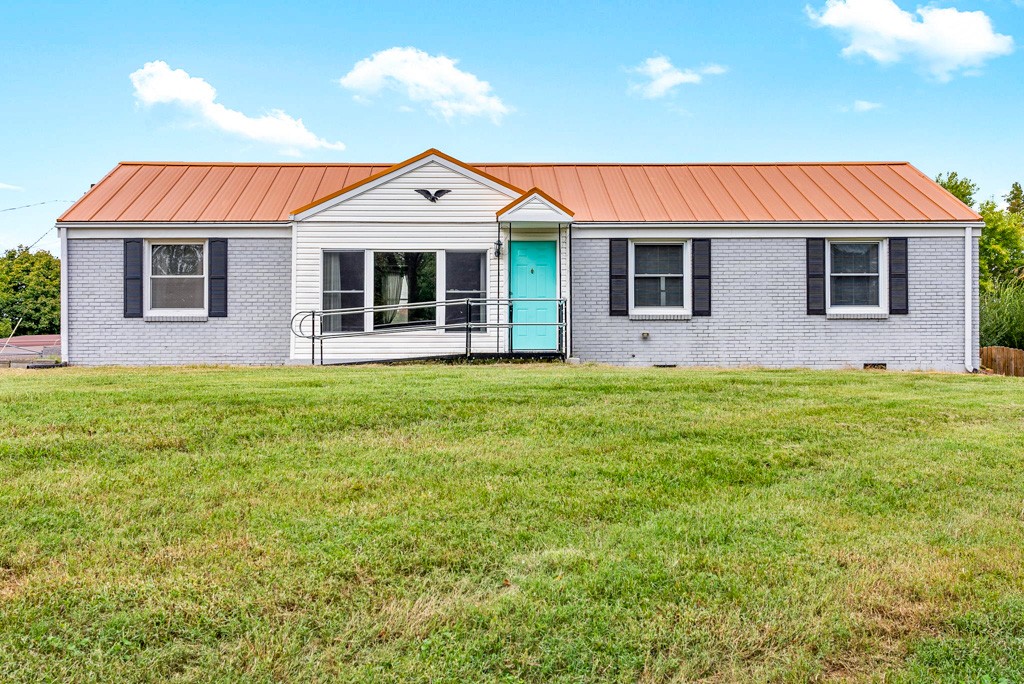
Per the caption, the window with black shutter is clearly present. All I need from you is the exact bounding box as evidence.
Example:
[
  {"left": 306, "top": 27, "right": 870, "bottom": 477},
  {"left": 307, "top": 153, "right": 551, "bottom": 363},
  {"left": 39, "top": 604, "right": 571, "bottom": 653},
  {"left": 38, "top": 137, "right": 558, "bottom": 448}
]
[
  {"left": 124, "top": 239, "right": 143, "bottom": 318},
  {"left": 692, "top": 239, "right": 711, "bottom": 316},
  {"left": 208, "top": 239, "right": 228, "bottom": 317},
  {"left": 609, "top": 239, "right": 629, "bottom": 316},
  {"left": 889, "top": 238, "right": 908, "bottom": 315},
  {"left": 806, "top": 238, "right": 826, "bottom": 315}
]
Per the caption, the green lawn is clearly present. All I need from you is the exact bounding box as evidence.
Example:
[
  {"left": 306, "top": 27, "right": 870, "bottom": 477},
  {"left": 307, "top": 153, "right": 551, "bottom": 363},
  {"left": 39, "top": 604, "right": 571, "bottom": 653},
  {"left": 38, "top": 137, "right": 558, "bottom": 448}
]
[{"left": 1, "top": 364, "right": 1023, "bottom": 683}]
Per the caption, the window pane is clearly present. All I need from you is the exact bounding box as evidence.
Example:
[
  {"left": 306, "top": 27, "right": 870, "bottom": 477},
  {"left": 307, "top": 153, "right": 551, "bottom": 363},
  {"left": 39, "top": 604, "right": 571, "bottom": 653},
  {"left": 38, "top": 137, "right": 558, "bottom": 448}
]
[
  {"left": 634, "top": 277, "right": 662, "bottom": 307},
  {"left": 151, "top": 277, "right": 204, "bottom": 309},
  {"left": 664, "top": 277, "right": 684, "bottom": 307},
  {"left": 635, "top": 245, "right": 683, "bottom": 275},
  {"left": 323, "top": 251, "right": 363, "bottom": 291},
  {"left": 152, "top": 244, "right": 203, "bottom": 276},
  {"left": 322, "top": 292, "right": 364, "bottom": 332},
  {"left": 445, "top": 292, "right": 486, "bottom": 326},
  {"left": 374, "top": 252, "right": 436, "bottom": 328},
  {"left": 831, "top": 242, "right": 878, "bottom": 274},
  {"left": 446, "top": 252, "right": 485, "bottom": 292},
  {"left": 831, "top": 276, "right": 879, "bottom": 306}
]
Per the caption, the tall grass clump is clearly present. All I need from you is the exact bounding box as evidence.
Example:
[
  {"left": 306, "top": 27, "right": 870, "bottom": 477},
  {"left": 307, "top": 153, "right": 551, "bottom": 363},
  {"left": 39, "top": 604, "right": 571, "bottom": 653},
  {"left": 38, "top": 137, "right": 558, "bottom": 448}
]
[{"left": 980, "top": 278, "right": 1024, "bottom": 349}]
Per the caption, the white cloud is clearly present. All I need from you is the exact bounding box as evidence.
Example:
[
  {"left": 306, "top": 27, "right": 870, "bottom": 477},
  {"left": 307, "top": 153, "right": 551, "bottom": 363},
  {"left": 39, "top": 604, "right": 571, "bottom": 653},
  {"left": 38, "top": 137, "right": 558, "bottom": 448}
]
[
  {"left": 807, "top": 0, "right": 1014, "bottom": 81},
  {"left": 339, "top": 47, "right": 510, "bottom": 123},
  {"left": 851, "top": 98, "right": 884, "bottom": 111},
  {"left": 130, "top": 61, "right": 345, "bottom": 155},
  {"left": 0, "top": 183, "right": 23, "bottom": 191},
  {"left": 628, "top": 56, "right": 727, "bottom": 99}
]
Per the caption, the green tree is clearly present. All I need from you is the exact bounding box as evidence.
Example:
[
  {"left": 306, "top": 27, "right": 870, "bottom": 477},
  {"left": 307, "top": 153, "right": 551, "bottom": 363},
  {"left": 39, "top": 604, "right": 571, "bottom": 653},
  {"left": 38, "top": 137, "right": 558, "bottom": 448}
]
[
  {"left": 0, "top": 318, "right": 11, "bottom": 339},
  {"left": 936, "top": 171, "right": 979, "bottom": 208},
  {"left": 0, "top": 246, "right": 61, "bottom": 335},
  {"left": 1005, "top": 182, "right": 1024, "bottom": 215},
  {"left": 978, "top": 200, "right": 1024, "bottom": 292}
]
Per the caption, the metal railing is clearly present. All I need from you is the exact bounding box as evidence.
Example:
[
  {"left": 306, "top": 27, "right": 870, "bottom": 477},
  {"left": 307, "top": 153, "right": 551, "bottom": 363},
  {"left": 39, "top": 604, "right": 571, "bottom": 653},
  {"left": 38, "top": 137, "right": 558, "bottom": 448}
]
[{"left": 290, "top": 298, "right": 567, "bottom": 365}]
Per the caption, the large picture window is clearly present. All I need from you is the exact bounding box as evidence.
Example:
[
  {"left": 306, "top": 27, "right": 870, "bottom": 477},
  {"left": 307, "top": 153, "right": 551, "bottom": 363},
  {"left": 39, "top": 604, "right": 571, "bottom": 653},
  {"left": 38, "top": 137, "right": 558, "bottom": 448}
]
[
  {"left": 630, "top": 241, "right": 690, "bottom": 314},
  {"left": 148, "top": 242, "right": 205, "bottom": 312},
  {"left": 373, "top": 252, "right": 436, "bottom": 329},
  {"left": 322, "top": 251, "right": 365, "bottom": 332},
  {"left": 445, "top": 251, "right": 487, "bottom": 330},
  {"left": 827, "top": 240, "right": 886, "bottom": 312}
]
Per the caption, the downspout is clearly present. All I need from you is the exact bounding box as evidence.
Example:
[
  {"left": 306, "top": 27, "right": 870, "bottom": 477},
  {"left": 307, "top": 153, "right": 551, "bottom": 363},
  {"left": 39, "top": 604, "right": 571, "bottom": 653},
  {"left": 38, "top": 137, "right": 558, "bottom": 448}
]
[
  {"left": 566, "top": 221, "right": 572, "bottom": 359},
  {"left": 496, "top": 221, "right": 503, "bottom": 354},
  {"left": 59, "top": 225, "right": 68, "bottom": 364},
  {"left": 964, "top": 225, "right": 974, "bottom": 372}
]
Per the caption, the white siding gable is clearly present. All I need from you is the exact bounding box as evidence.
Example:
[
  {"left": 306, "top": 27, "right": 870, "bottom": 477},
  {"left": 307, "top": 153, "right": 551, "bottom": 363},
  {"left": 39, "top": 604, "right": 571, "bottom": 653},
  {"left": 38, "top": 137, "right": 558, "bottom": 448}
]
[
  {"left": 498, "top": 193, "right": 573, "bottom": 223},
  {"left": 298, "top": 159, "right": 520, "bottom": 223}
]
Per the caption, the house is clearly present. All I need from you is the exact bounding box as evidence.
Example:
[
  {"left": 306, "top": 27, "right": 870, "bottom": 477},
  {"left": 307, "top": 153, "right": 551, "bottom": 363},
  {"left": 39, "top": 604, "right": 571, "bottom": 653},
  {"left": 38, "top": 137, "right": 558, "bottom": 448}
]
[{"left": 56, "top": 149, "right": 981, "bottom": 370}]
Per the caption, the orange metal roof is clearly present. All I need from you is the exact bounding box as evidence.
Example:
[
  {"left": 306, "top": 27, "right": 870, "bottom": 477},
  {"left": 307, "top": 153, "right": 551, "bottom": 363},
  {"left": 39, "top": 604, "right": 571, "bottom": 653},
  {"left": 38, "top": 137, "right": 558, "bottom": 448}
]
[{"left": 59, "top": 159, "right": 980, "bottom": 224}]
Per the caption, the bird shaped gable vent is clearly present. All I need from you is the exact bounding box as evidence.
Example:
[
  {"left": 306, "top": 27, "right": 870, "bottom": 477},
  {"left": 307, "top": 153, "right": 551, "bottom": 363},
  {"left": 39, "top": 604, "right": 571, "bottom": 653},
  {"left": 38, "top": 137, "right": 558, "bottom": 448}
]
[{"left": 414, "top": 189, "right": 452, "bottom": 203}]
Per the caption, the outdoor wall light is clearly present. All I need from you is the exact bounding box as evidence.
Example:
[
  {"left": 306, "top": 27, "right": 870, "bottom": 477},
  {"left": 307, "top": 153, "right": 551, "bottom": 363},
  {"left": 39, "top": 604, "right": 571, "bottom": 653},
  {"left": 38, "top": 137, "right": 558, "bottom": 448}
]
[
  {"left": 641, "top": 331, "right": 650, "bottom": 340},
  {"left": 493, "top": 239, "right": 503, "bottom": 257}
]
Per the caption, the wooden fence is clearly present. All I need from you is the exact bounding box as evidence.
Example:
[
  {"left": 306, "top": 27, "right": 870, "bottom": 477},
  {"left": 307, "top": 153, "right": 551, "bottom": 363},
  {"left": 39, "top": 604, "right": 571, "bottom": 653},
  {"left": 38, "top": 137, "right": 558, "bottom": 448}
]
[{"left": 980, "top": 346, "right": 1024, "bottom": 377}]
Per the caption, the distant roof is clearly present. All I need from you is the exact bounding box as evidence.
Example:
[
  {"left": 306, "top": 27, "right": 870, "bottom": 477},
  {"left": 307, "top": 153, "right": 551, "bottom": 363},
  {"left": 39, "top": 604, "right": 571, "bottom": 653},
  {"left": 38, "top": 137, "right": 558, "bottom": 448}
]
[{"left": 59, "top": 156, "right": 980, "bottom": 224}]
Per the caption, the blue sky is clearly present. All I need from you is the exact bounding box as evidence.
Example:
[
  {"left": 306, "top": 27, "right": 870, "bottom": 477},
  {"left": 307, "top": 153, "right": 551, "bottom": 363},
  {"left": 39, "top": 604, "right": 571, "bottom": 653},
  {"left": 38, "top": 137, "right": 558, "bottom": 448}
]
[{"left": 1, "top": 0, "right": 1021, "bottom": 253}]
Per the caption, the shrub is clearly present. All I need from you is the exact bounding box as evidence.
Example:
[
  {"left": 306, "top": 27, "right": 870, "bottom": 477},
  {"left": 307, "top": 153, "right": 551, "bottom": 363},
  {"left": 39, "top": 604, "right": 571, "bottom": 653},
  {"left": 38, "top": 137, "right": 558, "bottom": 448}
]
[{"left": 980, "top": 279, "right": 1024, "bottom": 349}]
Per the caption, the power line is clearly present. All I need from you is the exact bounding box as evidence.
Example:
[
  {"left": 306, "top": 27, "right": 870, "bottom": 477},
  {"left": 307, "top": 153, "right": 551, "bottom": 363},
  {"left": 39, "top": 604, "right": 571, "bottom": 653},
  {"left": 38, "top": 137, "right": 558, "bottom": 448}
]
[
  {"left": 0, "top": 199, "right": 74, "bottom": 213},
  {"left": 24, "top": 226, "right": 54, "bottom": 252},
  {"left": 0, "top": 200, "right": 74, "bottom": 253}
]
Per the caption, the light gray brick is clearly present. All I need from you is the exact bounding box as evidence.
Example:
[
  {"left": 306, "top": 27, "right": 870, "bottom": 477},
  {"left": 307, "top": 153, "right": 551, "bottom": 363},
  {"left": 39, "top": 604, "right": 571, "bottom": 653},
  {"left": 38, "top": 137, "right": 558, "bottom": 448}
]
[{"left": 570, "top": 237, "right": 980, "bottom": 371}]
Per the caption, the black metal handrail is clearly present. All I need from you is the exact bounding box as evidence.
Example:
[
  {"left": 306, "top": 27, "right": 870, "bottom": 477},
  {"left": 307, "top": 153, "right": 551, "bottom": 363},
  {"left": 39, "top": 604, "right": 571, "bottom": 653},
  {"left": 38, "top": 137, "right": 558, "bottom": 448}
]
[{"left": 290, "top": 298, "right": 566, "bottom": 365}]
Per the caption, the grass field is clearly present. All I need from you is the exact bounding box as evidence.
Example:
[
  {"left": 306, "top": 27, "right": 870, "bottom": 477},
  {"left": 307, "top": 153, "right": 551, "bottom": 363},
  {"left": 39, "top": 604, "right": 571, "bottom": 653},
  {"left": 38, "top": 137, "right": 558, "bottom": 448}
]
[{"left": 1, "top": 364, "right": 1023, "bottom": 683}]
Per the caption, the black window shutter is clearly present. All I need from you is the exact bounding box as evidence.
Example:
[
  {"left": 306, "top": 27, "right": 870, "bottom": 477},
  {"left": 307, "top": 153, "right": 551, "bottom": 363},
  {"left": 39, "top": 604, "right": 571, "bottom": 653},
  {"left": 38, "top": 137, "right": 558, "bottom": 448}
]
[
  {"left": 124, "top": 239, "right": 143, "bottom": 318},
  {"left": 692, "top": 239, "right": 711, "bottom": 316},
  {"left": 208, "top": 238, "right": 228, "bottom": 317},
  {"left": 806, "top": 238, "right": 826, "bottom": 315},
  {"left": 609, "top": 239, "right": 629, "bottom": 316},
  {"left": 889, "top": 237, "right": 908, "bottom": 315}
]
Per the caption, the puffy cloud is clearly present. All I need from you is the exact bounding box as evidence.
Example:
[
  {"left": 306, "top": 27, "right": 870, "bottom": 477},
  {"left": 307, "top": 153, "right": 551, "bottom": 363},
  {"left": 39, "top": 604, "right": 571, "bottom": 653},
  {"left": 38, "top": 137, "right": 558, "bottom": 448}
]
[
  {"left": 852, "top": 99, "right": 882, "bottom": 111},
  {"left": 339, "top": 47, "right": 510, "bottom": 123},
  {"left": 130, "top": 61, "right": 345, "bottom": 154},
  {"left": 807, "top": 0, "right": 1014, "bottom": 81},
  {"left": 628, "top": 56, "right": 727, "bottom": 99}
]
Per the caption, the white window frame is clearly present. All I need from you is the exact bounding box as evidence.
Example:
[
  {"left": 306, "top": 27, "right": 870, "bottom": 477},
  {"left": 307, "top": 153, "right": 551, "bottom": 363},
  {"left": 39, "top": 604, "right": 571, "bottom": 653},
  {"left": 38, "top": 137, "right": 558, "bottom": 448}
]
[
  {"left": 825, "top": 238, "right": 888, "bottom": 315},
  {"left": 144, "top": 239, "right": 208, "bottom": 316},
  {"left": 628, "top": 239, "right": 691, "bottom": 316}
]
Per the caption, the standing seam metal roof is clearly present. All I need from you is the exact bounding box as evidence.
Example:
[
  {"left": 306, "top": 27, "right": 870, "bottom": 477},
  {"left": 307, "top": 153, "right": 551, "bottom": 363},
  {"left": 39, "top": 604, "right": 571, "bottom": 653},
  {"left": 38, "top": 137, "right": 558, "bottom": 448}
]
[{"left": 59, "top": 159, "right": 981, "bottom": 223}]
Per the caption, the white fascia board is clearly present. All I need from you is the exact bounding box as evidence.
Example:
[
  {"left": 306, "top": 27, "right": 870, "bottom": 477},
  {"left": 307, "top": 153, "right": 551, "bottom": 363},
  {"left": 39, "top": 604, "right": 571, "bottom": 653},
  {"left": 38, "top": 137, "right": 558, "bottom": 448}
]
[
  {"left": 62, "top": 223, "right": 291, "bottom": 238},
  {"left": 571, "top": 223, "right": 983, "bottom": 238},
  {"left": 291, "top": 154, "right": 522, "bottom": 221}
]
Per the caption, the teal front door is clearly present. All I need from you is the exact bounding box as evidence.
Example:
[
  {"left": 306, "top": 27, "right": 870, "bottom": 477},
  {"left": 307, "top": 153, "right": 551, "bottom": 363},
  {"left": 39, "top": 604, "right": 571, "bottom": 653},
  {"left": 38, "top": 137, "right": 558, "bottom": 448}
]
[{"left": 509, "top": 241, "right": 558, "bottom": 351}]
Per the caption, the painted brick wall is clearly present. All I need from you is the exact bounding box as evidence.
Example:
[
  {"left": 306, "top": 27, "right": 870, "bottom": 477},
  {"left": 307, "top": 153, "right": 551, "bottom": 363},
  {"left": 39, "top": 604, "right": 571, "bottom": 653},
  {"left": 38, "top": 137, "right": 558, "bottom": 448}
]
[
  {"left": 570, "top": 237, "right": 980, "bottom": 371},
  {"left": 66, "top": 238, "right": 292, "bottom": 365}
]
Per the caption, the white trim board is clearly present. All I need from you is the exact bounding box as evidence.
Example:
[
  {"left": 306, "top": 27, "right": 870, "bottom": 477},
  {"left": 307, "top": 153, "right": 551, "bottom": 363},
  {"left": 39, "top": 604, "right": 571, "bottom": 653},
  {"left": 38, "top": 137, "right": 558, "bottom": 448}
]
[
  {"left": 64, "top": 226, "right": 292, "bottom": 239},
  {"left": 571, "top": 226, "right": 983, "bottom": 239}
]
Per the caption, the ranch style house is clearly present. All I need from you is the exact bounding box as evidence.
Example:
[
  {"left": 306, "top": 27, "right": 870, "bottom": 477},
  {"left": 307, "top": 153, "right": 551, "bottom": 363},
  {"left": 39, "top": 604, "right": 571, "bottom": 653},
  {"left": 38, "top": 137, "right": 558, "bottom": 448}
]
[{"left": 56, "top": 148, "right": 982, "bottom": 370}]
